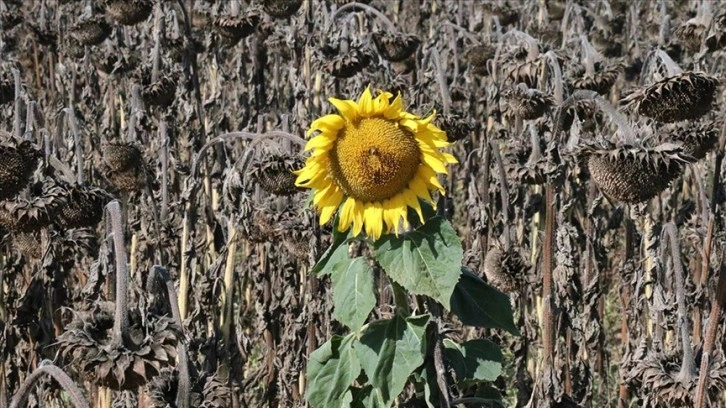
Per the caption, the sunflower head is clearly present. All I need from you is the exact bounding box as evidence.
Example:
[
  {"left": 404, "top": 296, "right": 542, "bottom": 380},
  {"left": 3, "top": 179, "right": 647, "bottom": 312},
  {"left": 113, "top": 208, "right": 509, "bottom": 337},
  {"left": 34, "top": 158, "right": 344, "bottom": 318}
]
[{"left": 295, "top": 87, "right": 457, "bottom": 240}]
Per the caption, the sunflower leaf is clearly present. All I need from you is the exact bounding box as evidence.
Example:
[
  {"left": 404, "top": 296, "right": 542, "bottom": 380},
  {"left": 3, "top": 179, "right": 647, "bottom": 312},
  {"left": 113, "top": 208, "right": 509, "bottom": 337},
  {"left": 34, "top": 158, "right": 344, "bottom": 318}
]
[
  {"left": 443, "top": 338, "right": 503, "bottom": 384},
  {"left": 374, "top": 217, "right": 462, "bottom": 309},
  {"left": 306, "top": 333, "right": 361, "bottom": 408},
  {"left": 450, "top": 268, "right": 520, "bottom": 335},
  {"left": 330, "top": 256, "right": 376, "bottom": 331},
  {"left": 355, "top": 314, "right": 429, "bottom": 407},
  {"left": 312, "top": 216, "right": 353, "bottom": 276}
]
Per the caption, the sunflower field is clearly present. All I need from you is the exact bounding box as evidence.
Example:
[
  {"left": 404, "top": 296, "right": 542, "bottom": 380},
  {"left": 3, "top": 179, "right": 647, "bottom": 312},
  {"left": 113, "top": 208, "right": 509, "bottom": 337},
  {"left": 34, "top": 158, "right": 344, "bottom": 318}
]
[{"left": 0, "top": 0, "right": 725, "bottom": 407}]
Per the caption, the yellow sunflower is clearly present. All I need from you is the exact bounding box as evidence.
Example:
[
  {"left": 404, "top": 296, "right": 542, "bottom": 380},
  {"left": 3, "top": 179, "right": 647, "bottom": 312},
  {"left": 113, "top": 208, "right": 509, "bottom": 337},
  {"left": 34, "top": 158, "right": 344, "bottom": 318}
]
[{"left": 295, "top": 86, "right": 457, "bottom": 240}]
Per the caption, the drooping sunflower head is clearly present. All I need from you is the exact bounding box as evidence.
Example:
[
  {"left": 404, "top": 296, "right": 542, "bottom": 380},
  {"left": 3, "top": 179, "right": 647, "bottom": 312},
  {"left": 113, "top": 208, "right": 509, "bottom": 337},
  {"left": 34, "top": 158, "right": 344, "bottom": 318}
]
[{"left": 295, "top": 87, "right": 457, "bottom": 240}]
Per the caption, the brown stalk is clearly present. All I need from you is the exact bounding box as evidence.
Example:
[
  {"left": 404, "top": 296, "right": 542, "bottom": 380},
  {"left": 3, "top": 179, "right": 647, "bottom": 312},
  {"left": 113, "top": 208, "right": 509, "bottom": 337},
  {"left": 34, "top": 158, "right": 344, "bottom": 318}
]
[
  {"left": 13, "top": 68, "right": 21, "bottom": 139},
  {"left": 664, "top": 222, "right": 696, "bottom": 383},
  {"left": 9, "top": 361, "right": 90, "bottom": 408},
  {"left": 489, "top": 140, "right": 511, "bottom": 249},
  {"left": 107, "top": 200, "right": 129, "bottom": 346},
  {"left": 694, "top": 247, "right": 726, "bottom": 408},
  {"left": 148, "top": 266, "right": 191, "bottom": 408}
]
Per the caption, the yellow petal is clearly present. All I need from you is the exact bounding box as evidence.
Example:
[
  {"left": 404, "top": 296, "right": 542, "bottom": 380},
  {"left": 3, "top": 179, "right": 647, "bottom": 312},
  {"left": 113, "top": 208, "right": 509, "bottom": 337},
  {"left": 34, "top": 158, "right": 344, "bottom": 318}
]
[
  {"left": 329, "top": 97, "right": 359, "bottom": 119},
  {"left": 304, "top": 134, "right": 335, "bottom": 151},
  {"left": 338, "top": 197, "right": 357, "bottom": 233},
  {"left": 363, "top": 204, "right": 384, "bottom": 239},
  {"left": 358, "top": 86, "right": 374, "bottom": 116},
  {"left": 307, "top": 114, "right": 345, "bottom": 137},
  {"left": 422, "top": 152, "right": 449, "bottom": 174},
  {"left": 383, "top": 93, "right": 403, "bottom": 119}
]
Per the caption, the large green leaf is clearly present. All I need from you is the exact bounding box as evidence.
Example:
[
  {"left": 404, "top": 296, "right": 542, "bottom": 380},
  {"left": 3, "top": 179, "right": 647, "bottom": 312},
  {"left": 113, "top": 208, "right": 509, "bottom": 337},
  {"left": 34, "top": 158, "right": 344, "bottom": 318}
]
[
  {"left": 331, "top": 257, "right": 377, "bottom": 331},
  {"left": 355, "top": 314, "right": 429, "bottom": 407},
  {"left": 306, "top": 333, "right": 361, "bottom": 408},
  {"left": 443, "top": 338, "right": 502, "bottom": 383},
  {"left": 450, "top": 268, "right": 520, "bottom": 335},
  {"left": 312, "top": 217, "right": 353, "bottom": 276},
  {"left": 349, "top": 385, "right": 387, "bottom": 408},
  {"left": 374, "top": 217, "right": 463, "bottom": 309}
]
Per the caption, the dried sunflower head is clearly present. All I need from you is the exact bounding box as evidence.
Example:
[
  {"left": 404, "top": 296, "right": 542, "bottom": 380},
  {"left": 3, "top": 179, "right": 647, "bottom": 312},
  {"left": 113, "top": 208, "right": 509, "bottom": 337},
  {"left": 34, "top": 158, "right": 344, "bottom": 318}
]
[
  {"left": 622, "top": 72, "right": 720, "bottom": 123},
  {"left": 372, "top": 32, "right": 420, "bottom": 62},
  {"left": 0, "top": 140, "right": 42, "bottom": 200},
  {"left": 629, "top": 350, "right": 726, "bottom": 407},
  {"left": 571, "top": 63, "right": 622, "bottom": 95},
  {"left": 12, "top": 231, "right": 42, "bottom": 259},
  {"left": 71, "top": 16, "right": 112, "bottom": 46},
  {"left": 0, "top": 182, "right": 66, "bottom": 232},
  {"left": 214, "top": 13, "right": 260, "bottom": 47},
  {"left": 465, "top": 43, "right": 495, "bottom": 76},
  {"left": 100, "top": 142, "right": 153, "bottom": 192},
  {"left": 674, "top": 21, "right": 706, "bottom": 52},
  {"left": 248, "top": 154, "right": 304, "bottom": 196},
  {"left": 141, "top": 74, "right": 177, "bottom": 108},
  {"left": 506, "top": 59, "right": 542, "bottom": 88},
  {"left": 147, "top": 370, "right": 231, "bottom": 408},
  {"left": 319, "top": 45, "right": 372, "bottom": 78},
  {"left": 105, "top": 0, "right": 153, "bottom": 26},
  {"left": 584, "top": 142, "right": 691, "bottom": 204},
  {"left": 57, "top": 184, "right": 114, "bottom": 229},
  {"left": 262, "top": 0, "right": 303, "bottom": 19},
  {"left": 57, "top": 302, "right": 181, "bottom": 390},
  {"left": 435, "top": 110, "right": 475, "bottom": 142},
  {"left": 483, "top": 245, "right": 528, "bottom": 292},
  {"left": 670, "top": 121, "right": 720, "bottom": 161},
  {"left": 501, "top": 84, "right": 554, "bottom": 120}
]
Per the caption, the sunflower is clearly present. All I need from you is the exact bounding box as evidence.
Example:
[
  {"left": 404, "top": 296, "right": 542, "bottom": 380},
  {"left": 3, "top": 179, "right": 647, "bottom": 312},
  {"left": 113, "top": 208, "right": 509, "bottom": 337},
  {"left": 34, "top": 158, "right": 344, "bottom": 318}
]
[{"left": 295, "top": 87, "right": 457, "bottom": 240}]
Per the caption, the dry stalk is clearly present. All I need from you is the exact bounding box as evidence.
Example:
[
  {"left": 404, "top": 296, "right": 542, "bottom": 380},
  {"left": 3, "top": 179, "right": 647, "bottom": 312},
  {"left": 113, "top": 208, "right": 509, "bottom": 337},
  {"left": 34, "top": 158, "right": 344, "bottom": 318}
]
[{"left": 9, "top": 361, "right": 90, "bottom": 408}]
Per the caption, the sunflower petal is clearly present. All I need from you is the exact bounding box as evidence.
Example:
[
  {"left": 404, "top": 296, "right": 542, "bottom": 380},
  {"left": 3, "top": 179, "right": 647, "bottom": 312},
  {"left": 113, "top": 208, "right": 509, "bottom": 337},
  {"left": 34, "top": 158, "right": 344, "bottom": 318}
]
[
  {"left": 329, "top": 97, "right": 359, "bottom": 119},
  {"left": 358, "top": 86, "right": 374, "bottom": 116}
]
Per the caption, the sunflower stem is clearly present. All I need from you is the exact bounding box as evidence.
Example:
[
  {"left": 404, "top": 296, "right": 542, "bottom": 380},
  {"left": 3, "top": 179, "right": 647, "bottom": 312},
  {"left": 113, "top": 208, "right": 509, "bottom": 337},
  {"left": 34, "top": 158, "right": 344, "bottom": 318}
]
[
  {"left": 191, "top": 131, "right": 305, "bottom": 178},
  {"left": 9, "top": 361, "right": 90, "bottom": 408},
  {"left": 328, "top": 2, "right": 397, "bottom": 32},
  {"left": 151, "top": 3, "right": 163, "bottom": 83},
  {"left": 425, "top": 47, "right": 452, "bottom": 115},
  {"left": 107, "top": 200, "right": 129, "bottom": 346},
  {"left": 148, "top": 266, "right": 191, "bottom": 408},
  {"left": 663, "top": 223, "right": 697, "bottom": 384},
  {"left": 694, "top": 247, "right": 726, "bottom": 408},
  {"left": 489, "top": 140, "right": 511, "bottom": 249},
  {"left": 543, "top": 51, "right": 564, "bottom": 105},
  {"left": 160, "top": 121, "right": 169, "bottom": 222},
  {"left": 12, "top": 68, "right": 21, "bottom": 139}
]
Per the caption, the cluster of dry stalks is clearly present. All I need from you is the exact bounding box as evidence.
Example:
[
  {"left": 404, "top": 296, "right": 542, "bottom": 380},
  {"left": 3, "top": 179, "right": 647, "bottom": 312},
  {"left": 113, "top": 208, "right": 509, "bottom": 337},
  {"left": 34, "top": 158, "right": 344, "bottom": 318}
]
[{"left": 0, "top": 0, "right": 725, "bottom": 407}]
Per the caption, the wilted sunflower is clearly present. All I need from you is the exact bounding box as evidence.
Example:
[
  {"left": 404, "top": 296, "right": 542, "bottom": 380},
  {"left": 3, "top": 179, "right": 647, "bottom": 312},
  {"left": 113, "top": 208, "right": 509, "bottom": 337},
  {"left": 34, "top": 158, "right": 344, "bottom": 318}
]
[{"left": 295, "top": 87, "right": 457, "bottom": 239}]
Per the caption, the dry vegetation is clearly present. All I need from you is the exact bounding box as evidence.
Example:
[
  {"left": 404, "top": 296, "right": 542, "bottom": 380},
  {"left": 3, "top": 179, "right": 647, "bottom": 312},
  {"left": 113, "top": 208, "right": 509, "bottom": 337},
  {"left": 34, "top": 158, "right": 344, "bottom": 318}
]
[{"left": 0, "top": 0, "right": 725, "bottom": 407}]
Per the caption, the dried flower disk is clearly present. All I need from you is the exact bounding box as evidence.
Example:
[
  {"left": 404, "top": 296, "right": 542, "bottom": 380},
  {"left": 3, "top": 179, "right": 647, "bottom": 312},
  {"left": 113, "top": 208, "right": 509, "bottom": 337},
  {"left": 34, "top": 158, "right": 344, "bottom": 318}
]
[
  {"left": 622, "top": 72, "right": 719, "bottom": 123},
  {"left": 372, "top": 32, "right": 421, "bottom": 62},
  {"left": 105, "top": 0, "right": 153, "bottom": 26},
  {"left": 586, "top": 143, "right": 690, "bottom": 204},
  {"left": 0, "top": 140, "right": 42, "bottom": 200}
]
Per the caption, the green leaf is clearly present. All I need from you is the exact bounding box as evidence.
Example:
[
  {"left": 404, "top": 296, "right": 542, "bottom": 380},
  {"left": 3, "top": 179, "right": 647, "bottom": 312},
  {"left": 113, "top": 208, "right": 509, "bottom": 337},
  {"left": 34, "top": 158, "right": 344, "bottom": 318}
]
[
  {"left": 355, "top": 314, "right": 429, "bottom": 407},
  {"left": 331, "top": 257, "right": 377, "bottom": 331},
  {"left": 450, "top": 268, "right": 520, "bottom": 335},
  {"left": 312, "top": 216, "right": 353, "bottom": 276},
  {"left": 349, "top": 385, "right": 387, "bottom": 408},
  {"left": 443, "top": 339, "right": 502, "bottom": 383},
  {"left": 374, "top": 217, "right": 463, "bottom": 309},
  {"left": 306, "top": 333, "right": 361, "bottom": 408}
]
